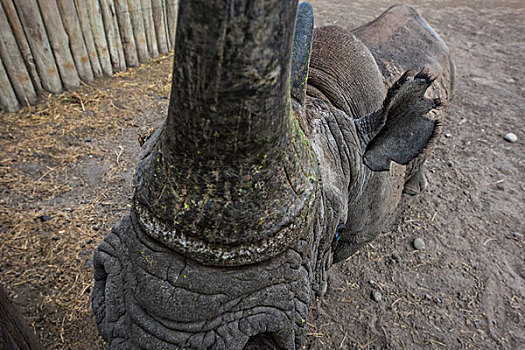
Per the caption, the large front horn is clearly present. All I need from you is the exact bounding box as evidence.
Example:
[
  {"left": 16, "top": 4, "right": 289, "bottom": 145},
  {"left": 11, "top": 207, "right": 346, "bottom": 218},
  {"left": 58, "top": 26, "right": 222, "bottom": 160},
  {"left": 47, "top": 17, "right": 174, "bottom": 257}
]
[{"left": 133, "top": 0, "right": 319, "bottom": 266}]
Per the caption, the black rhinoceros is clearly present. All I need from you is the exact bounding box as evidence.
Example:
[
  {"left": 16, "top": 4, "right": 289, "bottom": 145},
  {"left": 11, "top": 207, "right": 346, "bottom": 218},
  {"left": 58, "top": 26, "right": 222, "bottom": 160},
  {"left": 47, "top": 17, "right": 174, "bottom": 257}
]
[{"left": 92, "top": 1, "right": 454, "bottom": 349}]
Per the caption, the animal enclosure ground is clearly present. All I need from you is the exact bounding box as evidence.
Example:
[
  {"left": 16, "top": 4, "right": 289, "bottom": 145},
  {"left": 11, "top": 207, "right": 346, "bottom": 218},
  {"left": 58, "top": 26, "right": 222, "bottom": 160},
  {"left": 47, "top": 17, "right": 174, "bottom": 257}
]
[{"left": 0, "top": 0, "right": 523, "bottom": 349}]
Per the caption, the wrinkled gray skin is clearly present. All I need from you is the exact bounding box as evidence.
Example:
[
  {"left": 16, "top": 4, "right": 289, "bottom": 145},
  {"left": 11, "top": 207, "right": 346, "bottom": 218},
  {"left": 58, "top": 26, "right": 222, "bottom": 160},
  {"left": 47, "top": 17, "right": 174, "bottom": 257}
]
[{"left": 92, "top": 2, "right": 454, "bottom": 349}]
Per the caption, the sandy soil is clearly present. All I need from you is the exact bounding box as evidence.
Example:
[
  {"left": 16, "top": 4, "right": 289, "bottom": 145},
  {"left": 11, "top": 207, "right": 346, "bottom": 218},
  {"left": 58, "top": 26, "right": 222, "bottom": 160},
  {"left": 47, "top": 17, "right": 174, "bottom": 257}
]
[{"left": 0, "top": 1, "right": 523, "bottom": 349}]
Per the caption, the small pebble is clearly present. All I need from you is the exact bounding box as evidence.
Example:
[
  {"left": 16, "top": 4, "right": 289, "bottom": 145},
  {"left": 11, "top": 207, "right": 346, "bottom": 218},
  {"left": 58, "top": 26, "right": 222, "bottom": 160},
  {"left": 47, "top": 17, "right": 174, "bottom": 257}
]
[
  {"left": 513, "top": 232, "right": 523, "bottom": 239},
  {"left": 444, "top": 133, "right": 452, "bottom": 138},
  {"left": 79, "top": 249, "right": 91, "bottom": 256},
  {"left": 51, "top": 236, "right": 59, "bottom": 241},
  {"left": 85, "top": 258, "right": 94, "bottom": 269},
  {"left": 503, "top": 133, "right": 517, "bottom": 143},
  {"left": 413, "top": 238, "right": 425, "bottom": 250},
  {"left": 38, "top": 215, "right": 52, "bottom": 222},
  {"left": 92, "top": 225, "right": 100, "bottom": 231},
  {"left": 425, "top": 293, "right": 432, "bottom": 300},
  {"left": 371, "top": 291, "right": 382, "bottom": 302}
]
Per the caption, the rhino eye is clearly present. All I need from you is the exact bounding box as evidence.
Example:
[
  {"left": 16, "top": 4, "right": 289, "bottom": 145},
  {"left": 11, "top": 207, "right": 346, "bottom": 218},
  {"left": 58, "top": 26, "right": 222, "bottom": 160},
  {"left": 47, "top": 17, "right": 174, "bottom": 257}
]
[{"left": 334, "top": 223, "right": 345, "bottom": 243}]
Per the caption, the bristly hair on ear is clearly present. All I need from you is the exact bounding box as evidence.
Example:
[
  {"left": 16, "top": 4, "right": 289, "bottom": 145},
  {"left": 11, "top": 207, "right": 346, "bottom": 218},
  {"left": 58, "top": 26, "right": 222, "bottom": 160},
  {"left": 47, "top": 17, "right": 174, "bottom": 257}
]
[
  {"left": 414, "top": 69, "right": 437, "bottom": 84},
  {"left": 384, "top": 70, "right": 411, "bottom": 104}
]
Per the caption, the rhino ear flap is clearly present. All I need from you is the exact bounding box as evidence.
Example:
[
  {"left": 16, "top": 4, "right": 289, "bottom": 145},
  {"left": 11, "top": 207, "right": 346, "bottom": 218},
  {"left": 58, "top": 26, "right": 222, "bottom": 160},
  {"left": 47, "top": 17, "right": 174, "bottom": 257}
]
[
  {"left": 358, "top": 71, "right": 442, "bottom": 171},
  {"left": 290, "top": 2, "right": 314, "bottom": 106}
]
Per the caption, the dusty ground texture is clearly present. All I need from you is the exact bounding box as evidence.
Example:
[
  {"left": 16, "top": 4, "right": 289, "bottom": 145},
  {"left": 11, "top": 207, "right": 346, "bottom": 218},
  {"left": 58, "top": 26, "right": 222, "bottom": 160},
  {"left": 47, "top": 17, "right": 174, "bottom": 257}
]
[{"left": 0, "top": 0, "right": 523, "bottom": 349}]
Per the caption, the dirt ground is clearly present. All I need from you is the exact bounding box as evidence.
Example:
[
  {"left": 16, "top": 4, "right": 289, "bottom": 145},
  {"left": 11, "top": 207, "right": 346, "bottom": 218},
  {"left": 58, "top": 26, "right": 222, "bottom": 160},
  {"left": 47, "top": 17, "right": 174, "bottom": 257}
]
[{"left": 0, "top": 0, "right": 523, "bottom": 349}]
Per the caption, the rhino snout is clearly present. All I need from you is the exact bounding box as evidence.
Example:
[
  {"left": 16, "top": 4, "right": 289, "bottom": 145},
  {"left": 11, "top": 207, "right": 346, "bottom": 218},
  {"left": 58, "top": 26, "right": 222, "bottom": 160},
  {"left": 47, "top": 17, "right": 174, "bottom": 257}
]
[{"left": 92, "top": 213, "right": 317, "bottom": 350}]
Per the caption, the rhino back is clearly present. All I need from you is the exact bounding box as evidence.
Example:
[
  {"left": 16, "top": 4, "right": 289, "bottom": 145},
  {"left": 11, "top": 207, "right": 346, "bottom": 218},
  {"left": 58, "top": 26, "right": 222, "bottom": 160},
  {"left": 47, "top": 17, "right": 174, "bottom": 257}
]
[{"left": 352, "top": 3, "right": 455, "bottom": 105}]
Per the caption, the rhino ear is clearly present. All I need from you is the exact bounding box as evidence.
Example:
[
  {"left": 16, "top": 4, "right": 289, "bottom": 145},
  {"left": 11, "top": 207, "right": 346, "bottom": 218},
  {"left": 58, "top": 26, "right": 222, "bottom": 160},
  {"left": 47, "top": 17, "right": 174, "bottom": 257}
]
[
  {"left": 290, "top": 2, "right": 314, "bottom": 106},
  {"left": 356, "top": 71, "right": 441, "bottom": 171}
]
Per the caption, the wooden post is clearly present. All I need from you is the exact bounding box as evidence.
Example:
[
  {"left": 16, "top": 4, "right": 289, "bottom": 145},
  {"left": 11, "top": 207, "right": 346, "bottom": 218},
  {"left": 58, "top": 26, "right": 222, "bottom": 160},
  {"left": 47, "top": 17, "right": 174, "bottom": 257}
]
[
  {"left": 0, "top": 0, "right": 43, "bottom": 93},
  {"left": 141, "top": 0, "right": 158, "bottom": 58},
  {"left": 128, "top": 0, "right": 149, "bottom": 63},
  {"left": 99, "top": 0, "right": 126, "bottom": 72},
  {"left": 0, "top": 4, "right": 37, "bottom": 106},
  {"left": 165, "top": 0, "right": 178, "bottom": 50},
  {"left": 113, "top": 0, "right": 139, "bottom": 67},
  {"left": 109, "top": 0, "right": 127, "bottom": 71},
  {"left": 84, "top": 0, "right": 113, "bottom": 75},
  {"left": 151, "top": 0, "right": 168, "bottom": 54},
  {"left": 74, "top": 0, "right": 103, "bottom": 77},
  {"left": 57, "top": 0, "right": 95, "bottom": 83},
  {"left": 12, "top": 0, "right": 62, "bottom": 94},
  {"left": 0, "top": 284, "right": 44, "bottom": 350},
  {"left": 0, "top": 57, "right": 20, "bottom": 112},
  {"left": 36, "top": 0, "right": 81, "bottom": 90},
  {"left": 161, "top": 0, "right": 170, "bottom": 51}
]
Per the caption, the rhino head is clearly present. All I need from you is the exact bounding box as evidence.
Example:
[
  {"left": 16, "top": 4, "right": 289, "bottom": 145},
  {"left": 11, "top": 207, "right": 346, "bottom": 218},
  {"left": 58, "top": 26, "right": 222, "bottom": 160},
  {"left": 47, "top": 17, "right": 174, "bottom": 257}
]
[{"left": 92, "top": 1, "right": 453, "bottom": 349}]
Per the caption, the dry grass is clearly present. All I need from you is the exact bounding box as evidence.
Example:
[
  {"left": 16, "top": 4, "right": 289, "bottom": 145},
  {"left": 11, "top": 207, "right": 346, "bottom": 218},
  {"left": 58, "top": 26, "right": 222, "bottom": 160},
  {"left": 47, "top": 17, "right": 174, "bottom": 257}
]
[{"left": 0, "top": 54, "right": 173, "bottom": 349}]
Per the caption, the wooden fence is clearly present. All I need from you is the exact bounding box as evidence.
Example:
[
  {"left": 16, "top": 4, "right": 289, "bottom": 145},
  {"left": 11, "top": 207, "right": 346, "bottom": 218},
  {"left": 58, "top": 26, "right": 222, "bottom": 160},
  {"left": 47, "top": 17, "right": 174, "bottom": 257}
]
[{"left": 0, "top": 0, "right": 179, "bottom": 112}]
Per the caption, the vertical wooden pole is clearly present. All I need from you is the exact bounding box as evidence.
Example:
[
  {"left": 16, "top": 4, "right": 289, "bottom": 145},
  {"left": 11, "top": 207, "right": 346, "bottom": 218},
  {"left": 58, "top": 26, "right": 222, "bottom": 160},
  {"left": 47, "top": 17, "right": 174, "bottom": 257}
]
[
  {"left": 12, "top": 0, "right": 62, "bottom": 93},
  {"left": 113, "top": 0, "right": 139, "bottom": 67},
  {"left": 0, "top": 56, "right": 20, "bottom": 112},
  {"left": 165, "top": 0, "right": 178, "bottom": 50},
  {"left": 74, "top": 0, "right": 103, "bottom": 77},
  {"left": 1, "top": 0, "right": 43, "bottom": 93},
  {"left": 0, "top": 284, "right": 44, "bottom": 350},
  {"left": 161, "top": 0, "right": 169, "bottom": 51},
  {"left": 141, "top": 0, "right": 158, "bottom": 58},
  {"left": 56, "top": 0, "right": 94, "bottom": 83},
  {"left": 36, "top": 0, "right": 81, "bottom": 90},
  {"left": 151, "top": 0, "right": 168, "bottom": 54},
  {"left": 110, "top": 0, "right": 127, "bottom": 71},
  {"left": 128, "top": 0, "right": 149, "bottom": 63},
  {"left": 99, "top": 0, "right": 126, "bottom": 72},
  {"left": 84, "top": 0, "right": 113, "bottom": 75},
  {"left": 0, "top": 4, "right": 37, "bottom": 106}
]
